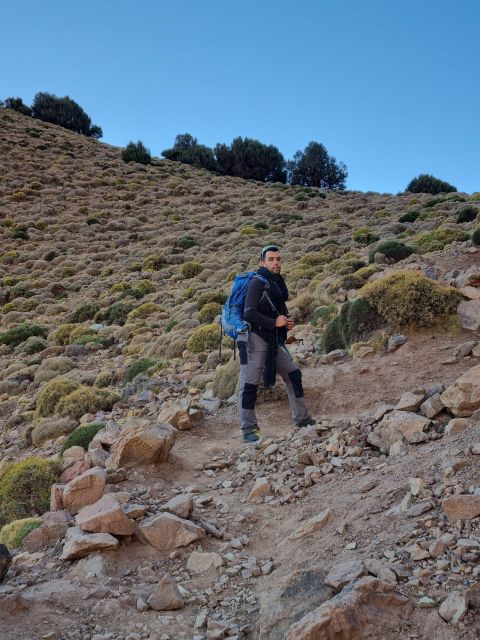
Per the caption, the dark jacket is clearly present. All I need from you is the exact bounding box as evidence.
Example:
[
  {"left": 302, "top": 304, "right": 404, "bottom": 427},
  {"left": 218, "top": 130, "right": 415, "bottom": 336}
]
[{"left": 244, "top": 271, "right": 288, "bottom": 343}]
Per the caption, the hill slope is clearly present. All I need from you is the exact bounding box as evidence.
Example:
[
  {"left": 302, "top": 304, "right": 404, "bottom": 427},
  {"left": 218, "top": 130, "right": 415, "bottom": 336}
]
[{"left": 0, "top": 109, "right": 479, "bottom": 640}]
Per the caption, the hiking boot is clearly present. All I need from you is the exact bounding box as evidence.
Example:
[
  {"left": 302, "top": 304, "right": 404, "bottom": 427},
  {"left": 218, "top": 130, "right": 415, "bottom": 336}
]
[
  {"left": 295, "top": 416, "right": 317, "bottom": 429},
  {"left": 243, "top": 428, "right": 262, "bottom": 443}
]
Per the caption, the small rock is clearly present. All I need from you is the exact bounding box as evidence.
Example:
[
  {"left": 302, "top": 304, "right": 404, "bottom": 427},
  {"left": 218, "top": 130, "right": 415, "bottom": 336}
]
[
  {"left": 324, "top": 560, "right": 366, "bottom": 590},
  {"left": 160, "top": 494, "right": 193, "bottom": 519},
  {"left": 248, "top": 477, "right": 271, "bottom": 502},
  {"left": 289, "top": 509, "right": 333, "bottom": 540},
  {"left": 139, "top": 512, "right": 205, "bottom": 551},
  {"left": 147, "top": 573, "right": 184, "bottom": 611},
  {"left": 438, "top": 590, "right": 468, "bottom": 624}
]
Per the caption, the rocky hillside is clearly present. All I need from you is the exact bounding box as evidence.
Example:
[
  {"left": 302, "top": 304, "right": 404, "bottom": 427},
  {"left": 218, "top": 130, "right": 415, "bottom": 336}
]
[{"left": 0, "top": 109, "right": 480, "bottom": 640}]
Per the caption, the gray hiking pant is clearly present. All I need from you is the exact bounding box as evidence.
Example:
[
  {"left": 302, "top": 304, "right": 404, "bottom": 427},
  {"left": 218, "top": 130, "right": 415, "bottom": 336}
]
[{"left": 237, "top": 331, "right": 310, "bottom": 435}]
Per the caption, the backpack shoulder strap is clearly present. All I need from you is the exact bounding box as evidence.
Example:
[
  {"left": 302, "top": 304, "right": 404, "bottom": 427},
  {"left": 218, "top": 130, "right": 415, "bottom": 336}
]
[{"left": 253, "top": 275, "right": 277, "bottom": 314}]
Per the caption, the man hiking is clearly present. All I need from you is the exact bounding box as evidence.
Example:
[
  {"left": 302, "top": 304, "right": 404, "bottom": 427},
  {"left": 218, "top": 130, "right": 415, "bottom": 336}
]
[{"left": 237, "top": 245, "right": 315, "bottom": 443}]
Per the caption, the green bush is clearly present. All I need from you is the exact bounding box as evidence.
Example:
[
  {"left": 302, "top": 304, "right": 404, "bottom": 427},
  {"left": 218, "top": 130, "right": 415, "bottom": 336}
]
[
  {"left": 177, "top": 235, "right": 197, "bottom": 250},
  {"left": 69, "top": 302, "right": 99, "bottom": 323},
  {"left": 320, "top": 298, "right": 383, "bottom": 353},
  {"left": 187, "top": 323, "right": 220, "bottom": 353},
  {"left": 312, "top": 305, "right": 337, "bottom": 327},
  {"left": 125, "top": 357, "right": 165, "bottom": 383},
  {"left": 360, "top": 270, "right": 463, "bottom": 328},
  {"left": 352, "top": 227, "right": 380, "bottom": 245},
  {"left": 122, "top": 140, "right": 151, "bottom": 165},
  {"left": 127, "top": 302, "right": 161, "bottom": 321},
  {"left": 0, "top": 517, "right": 42, "bottom": 548},
  {"left": 406, "top": 174, "right": 457, "bottom": 194},
  {"left": 197, "top": 290, "right": 228, "bottom": 309},
  {"left": 11, "top": 227, "right": 28, "bottom": 240},
  {"left": 212, "top": 357, "right": 239, "bottom": 399},
  {"left": 95, "top": 302, "right": 133, "bottom": 326},
  {"left": 399, "top": 211, "right": 420, "bottom": 223},
  {"left": 412, "top": 228, "right": 469, "bottom": 253},
  {"left": 0, "top": 324, "right": 47, "bottom": 348},
  {"left": 181, "top": 262, "right": 203, "bottom": 278},
  {"left": 368, "top": 240, "right": 416, "bottom": 264},
  {"left": 34, "top": 378, "right": 80, "bottom": 420},
  {"left": 472, "top": 227, "right": 480, "bottom": 246},
  {"left": 142, "top": 254, "right": 167, "bottom": 271},
  {"left": 0, "top": 457, "right": 59, "bottom": 525},
  {"left": 60, "top": 422, "right": 105, "bottom": 453},
  {"left": 136, "top": 279, "right": 156, "bottom": 295},
  {"left": 56, "top": 386, "right": 121, "bottom": 420},
  {"left": 199, "top": 302, "right": 222, "bottom": 323},
  {"left": 455, "top": 206, "right": 478, "bottom": 224}
]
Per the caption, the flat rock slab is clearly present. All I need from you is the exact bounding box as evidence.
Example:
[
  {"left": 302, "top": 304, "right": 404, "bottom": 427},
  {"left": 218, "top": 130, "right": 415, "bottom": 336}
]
[
  {"left": 324, "top": 560, "right": 366, "bottom": 590},
  {"left": 60, "top": 527, "right": 118, "bottom": 560},
  {"left": 441, "top": 364, "right": 480, "bottom": 416},
  {"left": 442, "top": 494, "right": 480, "bottom": 521},
  {"left": 285, "top": 577, "right": 407, "bottom": 640},
  {"left": 107, "top": 421, "right": 177, "bottom": 469},
  {"left": 76, "top": 495, "right": 136, "bottom": 535},
  {"left": 139, "top": 512, "right": 205, "bottom": 551},
  {"left": 187, "top": 551, "right": 223, "bottom": 574},
  {"left": 62, "top": 467, "right": 107, "bottom": 515},
  {"left": 289, "top": 509, "right": 333, "bottom": 540},
  {"left": 147, "top": 573, "right": 184, "bottom": 611}
]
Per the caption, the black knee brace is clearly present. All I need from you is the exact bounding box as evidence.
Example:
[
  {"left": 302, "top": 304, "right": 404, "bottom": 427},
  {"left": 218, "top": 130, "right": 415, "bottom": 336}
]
[
  {"left": 288, "top": 369, "right": 304, "bottom": 398},
  {"left": 242, "top": 382, "right": 258, "bottom": 409}
]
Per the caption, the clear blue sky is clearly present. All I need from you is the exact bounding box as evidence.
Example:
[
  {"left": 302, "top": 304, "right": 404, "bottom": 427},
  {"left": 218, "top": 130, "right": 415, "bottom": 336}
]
[{"left": 2, "top": 0, "right": 479, "bottom": 194}]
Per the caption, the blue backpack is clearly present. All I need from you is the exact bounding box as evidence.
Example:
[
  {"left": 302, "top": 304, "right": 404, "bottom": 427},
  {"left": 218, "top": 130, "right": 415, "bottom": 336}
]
[{"left": 221, "top": 272, "right": 269, "bottom": 339}]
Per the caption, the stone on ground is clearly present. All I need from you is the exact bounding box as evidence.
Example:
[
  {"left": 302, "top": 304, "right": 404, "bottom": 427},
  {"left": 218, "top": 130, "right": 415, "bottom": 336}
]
[
  {"left": 75, "top": 495, "right": 136, "bottom": 535},
  {"left": 147, "top": 573, "right": 184, "bottom": 611},
  {"left": 285, "top": 577, "right": 407, "bottom": 640},
  {"left": 324, "top": 560, "right": 366, "bottom": 590},
  {"left": 367, "top": 410, "right": 431, "bottom": 453},
  {"left": 62, "top": 467, "right": 107, "bottom": 515},
  {"left": 60, "top": 527, "right": 119, "bottom": 560},
  {"left": 289, "top": 509, "right": 333, "bottom": 540},
  {"left": 248, "top": 477, "right": 272, "bottom": 502},
  {"left": 442, "top": 494, "right": 480, "bottom": 521},
  {"left": 438, "top": 591, "right": 468, "bottom": 624},
  {"left": 106, "top": 421, "right": 177, "bottom": 469},
  {"left": 187, "top": 551, "right": 223, "bottom": 573},
  {"left": 440, "top": 365, "right": 480, "bottom": 416},
  {"left": 160, "top": 494, "right": 193, "bottom": 519},
  {"left": 139, "top": 512, "right": 205, "bottom": 551}
]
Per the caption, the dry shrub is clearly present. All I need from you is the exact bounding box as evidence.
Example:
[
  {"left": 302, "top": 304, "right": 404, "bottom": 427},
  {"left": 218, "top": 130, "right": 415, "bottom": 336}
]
[{"left": 359, "top": 270, "right": 463, "bottom": 328}]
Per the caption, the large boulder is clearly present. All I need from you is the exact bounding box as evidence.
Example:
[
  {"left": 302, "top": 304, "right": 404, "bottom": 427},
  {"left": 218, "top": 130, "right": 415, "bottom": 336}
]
[
  {"left": 139, "top": 512, "right": 205, "bottom": 551},
  {"left": 367, "top": 410, "right": 431, "bottom": 453},
  {"left": 285, "top": 577, "right": 407, "bottom": 640},
  {"left": 62, "top": 467, "right": 107, "bottom": 515},
  {"left": 106, "top": 421, "right": 177, "bottom": 469},
  {"left": 60, "top": 527, "right": 119, "bottom": 560},
  {"left": 75, "top": 495, "right": 136, "bottom": 535},
  {"left": 441, "top": 365, "right": 480, "bottom": 416}
]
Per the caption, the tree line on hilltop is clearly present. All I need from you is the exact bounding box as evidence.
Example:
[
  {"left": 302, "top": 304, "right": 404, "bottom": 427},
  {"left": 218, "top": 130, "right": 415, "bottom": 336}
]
[{"left": 2, "top": 93, "right": 459, "bottom": 194}]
